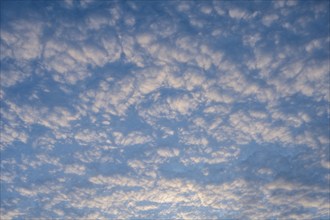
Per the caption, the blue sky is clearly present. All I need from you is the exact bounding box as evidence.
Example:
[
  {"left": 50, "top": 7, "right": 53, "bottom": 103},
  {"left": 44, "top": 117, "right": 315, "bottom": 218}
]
[{"left": 0, "top": 0, "right": 329, "bottom": 219}]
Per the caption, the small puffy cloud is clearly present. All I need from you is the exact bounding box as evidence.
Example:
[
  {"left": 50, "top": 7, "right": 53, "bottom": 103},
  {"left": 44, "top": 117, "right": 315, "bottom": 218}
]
[
  {"left": 179, "top": 129, "right": 209, "bottom": 147},
  {"left": 228, "top": 8, "right": 247, "bottom": 20},
  {"left": 167, "top": 94, "right": 198, "bottom": 115},
  {"left": 0, "top": 209, "right": 23, "bottom": 219},
  {"left": 1, "top": 69, "right": 28, "bottom": 88},
  {"left": 204, "top": 87, "right": 234, "bottom": 103},
  {"left": 136, "top": 67, "right": 166, "bottom": 95},
  {"left": 32, "top": 135, "right": 56, "bottom": 150},
  {"left": 243, "top": 33, "right": 261, "bottom": 47},
  {"left": 137, "top": 33, "right": 154, "bottom": 46},
  {"left": 16, "top": 187, "right": 38, "bottom": 197},
  {"left": 262, "top": 14, "right": 279, "bottom": 26},
  {"left": 64, "top": 164, "right": 86, "bottom": 175},
  {"left": 157, "top": 147, "right": 180, "bottom": 158},
  {"left": 0, "top": 20, "right": 43, "bottom": 60},
  {"left": 75, "top": 129, "right": 108, "bottom": 145},
  {"left": 305, "top": 39, "right": 323, "bottom": 52},
  {"left": 86, "top": 13, "right": 109, "bottom": 30},
  {"left": 200, "top": 6, "right": 212, "bottom": 14},
  {"left": 80, "top": 0, "right": 96, "bottom": 8},
  {"left": 1, "top": 125, "right": 28, "bottom": 149},
  {"left": 321, "top": 160, "right": 330, "bottom": 169},
  {"left": 249, "top": 111, "right": 268, "bottom": 120},
  {"left": 114, "top": 131, "right": 153, "bottom": 146}
]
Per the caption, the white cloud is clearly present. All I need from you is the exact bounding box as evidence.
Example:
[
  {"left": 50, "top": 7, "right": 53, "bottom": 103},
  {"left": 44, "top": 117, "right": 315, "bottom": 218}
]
[
  {"left": 4, "top": 101, "right": 81, "bottom": 144},
  {"left": 74, "top": 129, "right": 109, "bottom": 145},
  {"left": 82, "top": 44, "right": 108, "bottom": 67},
  {"left": 305, "top": 39, "right": 322, "bottom": 52},
  {"left": 262, "top": 14, "right": 279, "bottom": 26},
  {"left": 124, "top": 15, "right": 135, "bottom": 26},
  {"left": 263, "top": 179, "right": 329, "bottom": 215},
  {"left": 1, "top": 69, "right": 26, "bottom": 88},
  {"left": 249, "top": 111, "right": 268, "bottom": 120},
  {"left": 0, "top": 60, "right": 35, "bottom": 88},
  {"left": 228, "top": 110, "right": 295, "bottom": 145},
  {"left": 137, "top": 33, "right": 154, "bottom": 46},
  {"left": 203, "top": 105, "right": 231, "bottom": 115},
  {"left": 321, "top": 160, "right": 330, "bottom": 169},
  {"left": 45, "top": 37, "right": 117, "bottom": 85},
  {"left": 0, "top": 20, "right": 43, "bottom": 61},
  {"left": 89, "top": 174, "right": 154, "bottom": 188},
  {"left": 228, "top": 8, "right": 247, "bottom": 20},
  {"left": 0, "top": 209, "right": 24, "bottom": 219},
  {"left": 157, "top": 147, "right": 180, "bottom": 158},
  {"left": 32, "top": 135, "right": 56, "bottom": 150},
  {"left": 127, "top": 159, "right": 145, "bottom": 170},
  {"left": 81, "top": 77, "right": 138, "bottom": 116},
  {"left": 64, "top": 164, "right": 86, "bottom": 175},
  {"left": 114, "top": 131, "right": 153, "bottom": 146},
  {"left": 200, "top": 6, "right": 212, "bottom": 14},
  {"left": 86, "top": 13, "right": 109, "bottom": 30},
  {"left": 80, "top": 0, "right": 96, "bottom": 8},
  {"left": 181, "top": 145, "right": 240, "bottom": 165},
  {"left": 175, "top": 36, "right": 198, "bottom": 53},
  {"left": 179, "top": 128, "right": 209, "bottom": 147},
  {"left": 74, "top": 147, "right": 114, "bottom": 164},
  {"left": 166, "top": 71, "right": 186, "bottom": 89},
  {"left": 167, "top": 94, "right": 198, "bottom": 115},
  {"left": 243, "top": 33, "right": 261, "bottom": 47},
  {"left": 121, "top": 34, "right": 145, "bottom": 67},
  {"left": 213, "top": 2, "right": 225, "bottom": 16},
  {"left": 101, "top": 35, "right": 122, "bottom": 61},
  {"left": 0, "top": 124, "right": 28, "bottom": 150},
  {"left": 45, "top": 45, "right": 91, "bottom": 84},
  {"left": 136, "top": 67, "right": 166, "bottom": 95}
]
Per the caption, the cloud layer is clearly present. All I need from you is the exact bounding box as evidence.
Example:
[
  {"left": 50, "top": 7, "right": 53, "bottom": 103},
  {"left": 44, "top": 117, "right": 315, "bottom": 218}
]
[{"left": 1, "top": 0, "right": 329, "bottom": 219}]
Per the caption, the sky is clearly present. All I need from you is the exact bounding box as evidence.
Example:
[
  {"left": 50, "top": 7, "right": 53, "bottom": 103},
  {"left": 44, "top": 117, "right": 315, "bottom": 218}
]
[{"left": 0, "top": 0, "right": 329, "bottom": 219}]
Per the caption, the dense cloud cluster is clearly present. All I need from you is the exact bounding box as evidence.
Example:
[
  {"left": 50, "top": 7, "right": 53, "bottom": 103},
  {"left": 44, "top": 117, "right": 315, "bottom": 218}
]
[{"left": 1, "top": 0, "right": 329, "bottom": 219}]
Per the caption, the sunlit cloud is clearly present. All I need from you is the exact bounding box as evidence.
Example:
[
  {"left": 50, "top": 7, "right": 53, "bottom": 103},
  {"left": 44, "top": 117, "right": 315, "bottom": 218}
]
[{"left": 1, "top": 0, "right": 329, "bottom": 219}]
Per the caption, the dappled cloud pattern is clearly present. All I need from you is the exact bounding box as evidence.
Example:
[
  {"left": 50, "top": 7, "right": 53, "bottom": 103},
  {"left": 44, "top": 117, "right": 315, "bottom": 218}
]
[{"left": 1, "top": 0, "right": 329, "bottom": 219}]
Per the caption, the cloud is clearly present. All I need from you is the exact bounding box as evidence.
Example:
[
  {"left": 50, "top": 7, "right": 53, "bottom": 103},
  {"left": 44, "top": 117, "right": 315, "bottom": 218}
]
[
  {"left": 200, "top": 6, "right": 213, "bottom": 15},
  {"left": 137, "top": 33, "right": 154, "bottom": 46},
  {"left": 1, "top": 1, "right": 329, "bottom": 219},
  {"left": 0, "top": 209, "right": 24, "bottom": 220},
  {"left": 80, "top": 77, "right": 137, "bottom": 116},
  {"left": 0, "top": 20, "right": 43, "bottom": 61},
  {"left": 262, "top": 14, "right": 279, "bottom": 26},
  {"left": 228, "top": 8, "right": 247, "bottom": 20},
  {"left": 305, "top": 39, "right": 323, "bottom": 52},
  {"left": 114, "top": 131, "right": 153, "bottom": 147},
  {"left": 74, "top": 129, "right": 109, "bottom": 145},
  {"left": 0, "top": 67, "right": 29, "bottom": 88},
  {"left": 136, "top": 67, "right": 167, "bottom": 95},
  {"left": 181, "top": 145, "right": 240, "bottom": 166},
  {"left": 0, "top": 124, "right": 28, "bottom": 150},
  {"left": 167, "top": 94, "right": 198, "bottom": 115},
  {"left": 80, "top": 0, "right": 96, "bottom": 8},
  {"left": 157, "top": 147, "right": 180, "bottom": 158},
  {"left": 64, "top": 164, "right": 86, "bottom": 175}
]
